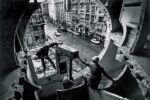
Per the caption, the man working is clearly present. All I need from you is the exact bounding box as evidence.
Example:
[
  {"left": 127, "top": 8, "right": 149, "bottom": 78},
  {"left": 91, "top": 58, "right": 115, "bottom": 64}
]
[
  {"left": 78, "top": 56, "right": 115, "bottom": 90},
  {"left": 36, "top": 41, "right": 62, "bottom": 74}
]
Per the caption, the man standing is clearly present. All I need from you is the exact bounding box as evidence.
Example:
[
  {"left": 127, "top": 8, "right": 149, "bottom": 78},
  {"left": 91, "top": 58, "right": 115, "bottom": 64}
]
[
  {"left": 78, "top": 56, "right": 115, "bottom": 90},
  {"left": 36, "top": 41, "right": 62, "bottom": 74}
]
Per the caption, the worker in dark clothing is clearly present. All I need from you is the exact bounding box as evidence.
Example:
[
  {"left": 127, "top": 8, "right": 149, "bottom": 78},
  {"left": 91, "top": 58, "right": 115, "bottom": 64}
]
[
  {"left": 78, "top": 56, "right": 115, "bottom": 89},
  {"left": 18, "top": 74, "right": 41, "bottom": 100},
  {"left": 36, "top": 42, "right": 62, "bottom": 74},
  {"left": 62, "top": 76, "right": 74, "bottom": 89}
]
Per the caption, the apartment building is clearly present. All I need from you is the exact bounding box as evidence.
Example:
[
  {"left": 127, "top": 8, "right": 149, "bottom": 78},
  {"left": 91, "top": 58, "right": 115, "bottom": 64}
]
[
  {"left": 70, "top": 0, "right": 97, "bottom": 35},
  {"left": 41, "top": 0, "right": 49, "bottom": 16},
  {"left": 55, "top": 0, "right": 65, "bottom": 23},
  {"left": 25, "top": 6, "right": 45, "bottom": 48},
  {"left": 52, "top": 0, "right": 111, "bottom": 38},
  {"left": 70, "top": 0, "right": 112, "bottom": 38}
]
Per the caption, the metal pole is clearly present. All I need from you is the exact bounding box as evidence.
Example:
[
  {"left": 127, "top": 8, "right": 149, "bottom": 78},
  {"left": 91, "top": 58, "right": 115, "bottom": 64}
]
[{"left": 69, "top": 58, "right": 73, "bottom": 80}]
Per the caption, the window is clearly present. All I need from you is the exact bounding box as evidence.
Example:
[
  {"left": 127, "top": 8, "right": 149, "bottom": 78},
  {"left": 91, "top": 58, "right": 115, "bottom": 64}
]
[
  {"left": 81, "top": 5, "right": 84, "bottom": 8},
  {"left": 85, "top": 14, "right": 90, "bottom": 20},
  {"left": 86, "top": 6, "right": 90, "bottom": 12},
  {"left": 80, "top": 18, "right": 84, "bottom": 20},
  {"left": 32, "top": 26, "right": 38, "bottom": 31},
  {"left": 91, "top": 6, "right": 95, "bottom": 13},
  {"left": 72, "top": 0, "right": 76, "bottom": 2},
  {"left": 91, "top": 15, "right": 95, "bottom": 22},
  {"left": 98, "top": 16, "right": 104, "bottom": 22}
]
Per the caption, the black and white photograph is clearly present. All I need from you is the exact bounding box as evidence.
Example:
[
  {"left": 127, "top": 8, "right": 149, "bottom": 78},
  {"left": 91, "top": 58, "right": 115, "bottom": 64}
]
[{"left": 0, "top": 0, "right": 150, "bottom": 100}]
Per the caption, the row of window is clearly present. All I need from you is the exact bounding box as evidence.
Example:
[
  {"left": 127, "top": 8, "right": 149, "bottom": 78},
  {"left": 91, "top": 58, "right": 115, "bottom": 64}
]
[
  {"left": 86, "top": 5, "right": 96, "bottom": 13},
  {"left": 30, "top": 16, "right": 44, "bottom": 24},
  {"left": 54, "top": 0, "right": 64, "bottom": 3}
]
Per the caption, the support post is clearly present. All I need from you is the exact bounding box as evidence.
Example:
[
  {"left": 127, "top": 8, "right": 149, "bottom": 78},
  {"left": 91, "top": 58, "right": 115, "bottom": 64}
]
[{"left": 69, "top": 58, "right": 73, "bottom": 80}]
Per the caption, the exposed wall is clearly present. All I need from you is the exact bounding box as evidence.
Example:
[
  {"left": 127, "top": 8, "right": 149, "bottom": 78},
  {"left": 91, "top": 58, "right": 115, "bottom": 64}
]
[
  {"left": 0, "top": 1, "right": 43, "bottom": 100},
  {"left": 131, "top": 0, "right": 149, "bottom": 54},
  {"left": 0, "top": 0, "right": 29, "bottom": 77}
]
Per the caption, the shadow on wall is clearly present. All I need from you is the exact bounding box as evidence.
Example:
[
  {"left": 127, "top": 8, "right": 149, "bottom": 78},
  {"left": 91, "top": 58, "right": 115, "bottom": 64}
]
[{"left": 106, "top": 0, "right": 123, "bottom": 31}]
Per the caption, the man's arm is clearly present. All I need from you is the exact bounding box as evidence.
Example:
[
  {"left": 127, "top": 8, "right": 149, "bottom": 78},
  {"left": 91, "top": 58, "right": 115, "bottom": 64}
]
[
  {"left": 101, "top": 68, "right": 114, "bottom": 82},
  {"left": 48, "top": 42, "right": 63, "bottom": 47},
  {"left": 78, "top": 57, "right": 90, "bottom": 66},
  {"left": 48, "top": 42, "right": 58, "bottom": 47}
]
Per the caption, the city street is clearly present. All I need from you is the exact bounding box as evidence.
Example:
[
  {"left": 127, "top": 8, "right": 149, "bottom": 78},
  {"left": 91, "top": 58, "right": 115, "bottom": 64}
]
[{"left": 44, "top": 22, "right": 104, "bottom": 61}]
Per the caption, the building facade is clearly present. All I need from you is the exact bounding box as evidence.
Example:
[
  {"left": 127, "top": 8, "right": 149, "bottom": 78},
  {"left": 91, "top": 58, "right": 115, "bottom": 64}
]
[
  {"left": 41, "top": 0, "right": 49, "bottom": 16},
  {"left": 70, "top": 0, "right": 97, "bottom": 36},
  {"left": 54, "top": 0, "right": 65, "bottom": 23},
  {"left": 68, "top": 0, "right": 112, "bottom": 41},
  {"left": 25, "top": 6, "right": 45, "bottom": 49},
  {"left": 53, "top": 0, "right": 72, "bottom": 30}
]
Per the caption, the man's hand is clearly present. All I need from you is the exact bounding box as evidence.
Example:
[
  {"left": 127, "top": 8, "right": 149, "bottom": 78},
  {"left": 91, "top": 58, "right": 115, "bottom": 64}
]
[
  {"left": 57, "top": 41, "right": 63, "bottom": 45},
  {"left": 37, "top": 86, "right": 43, "bottom": 90},
  {"left": 112, "top": 79, "right": 118, "bottom": 87}
]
